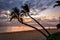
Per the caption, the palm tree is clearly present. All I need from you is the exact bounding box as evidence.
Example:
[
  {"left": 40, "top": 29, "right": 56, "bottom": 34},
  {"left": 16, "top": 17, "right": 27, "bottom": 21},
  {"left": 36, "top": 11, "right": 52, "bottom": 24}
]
[
  {"left": 53, "top": 1, "right": 60, "bottom": 8},
  {"left": 56, "top": 23, "right": 60, "bottom": 29},
  {"left": 10, "top": 7, "right": 48, "bottom": 38},
  {"left": 59, "top": 17, "right": 60, "bottom": 22},
  {"left": 28, "top": 14, "right": 50, "bottom": 35},
  {"left": 21, "top": 3, "right": 50, "bottom": 36},
  {"left": 9, "top": 7, "right": 23, "bottom": 22}
]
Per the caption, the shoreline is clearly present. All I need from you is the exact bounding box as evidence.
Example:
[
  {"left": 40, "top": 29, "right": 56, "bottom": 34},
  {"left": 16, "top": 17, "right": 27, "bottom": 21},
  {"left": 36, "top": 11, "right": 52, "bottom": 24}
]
[
  {"left": 0, "top": 29, "right": 60, "bottom": 40},
  {"left": 0, "top": 26, "right": 57, "bottom": 33}
]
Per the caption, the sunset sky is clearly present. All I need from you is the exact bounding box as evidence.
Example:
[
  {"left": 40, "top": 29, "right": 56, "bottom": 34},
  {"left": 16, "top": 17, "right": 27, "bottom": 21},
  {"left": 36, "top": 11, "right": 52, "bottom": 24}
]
[
  {"left": 40, "top": 7, "right": 60, "bottom": 19},
  {"left": 0, "top": 0, "right": 60, "bottom": 32},
  {"left": 0, "top": 0, "right": 60, "bottom": 24}
]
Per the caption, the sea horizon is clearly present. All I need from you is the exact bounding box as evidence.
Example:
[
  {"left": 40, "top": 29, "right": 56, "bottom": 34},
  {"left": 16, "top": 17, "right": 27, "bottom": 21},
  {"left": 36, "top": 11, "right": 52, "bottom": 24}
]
[{"left": 0, "top": 26, "right": 57, "bottom": 33}]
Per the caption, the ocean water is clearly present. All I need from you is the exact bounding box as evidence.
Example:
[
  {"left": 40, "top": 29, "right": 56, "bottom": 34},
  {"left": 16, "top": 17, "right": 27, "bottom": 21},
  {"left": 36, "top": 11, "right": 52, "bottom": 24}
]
[{"left": 0, "top": 26, "right": 57, "bottom": 33}]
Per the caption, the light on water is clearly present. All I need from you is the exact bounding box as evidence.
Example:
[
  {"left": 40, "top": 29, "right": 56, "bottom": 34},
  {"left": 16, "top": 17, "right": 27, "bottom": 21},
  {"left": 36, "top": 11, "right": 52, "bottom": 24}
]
[{"left": 0, "top": 26, "right": 57, "bottom": 33}]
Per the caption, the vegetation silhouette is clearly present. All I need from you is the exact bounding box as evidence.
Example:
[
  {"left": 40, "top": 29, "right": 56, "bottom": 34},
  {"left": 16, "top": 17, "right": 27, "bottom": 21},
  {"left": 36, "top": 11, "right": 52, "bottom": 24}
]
[
  {"left": 9, "top": 4, "right": 50, "bottom": 37},
  {"left": 21, "top": 3, "right": 30, "bottom": 16},
  {"left": 47, "top": 32, "right": 60, "bottom": 40},
  {"left": 47, "top": 23, "right": 60, "bottom": 40},
  {"left": 53, "top": 1, "right": 60, "bottom": 8},
  {"left": 46, "top": 1, "right": 60, "bottom": 40},
  {"left": 56, "top": 23, "right": 60, "bottom": 29},
  {"left": 9, "top": 2, "right": 60, "bottom": 40},
  {"left": 21, "top": 3, "right": 50, "bottom": 36},
  {"left": 10, "top": 7, "right": 48, "bottom": 38}
]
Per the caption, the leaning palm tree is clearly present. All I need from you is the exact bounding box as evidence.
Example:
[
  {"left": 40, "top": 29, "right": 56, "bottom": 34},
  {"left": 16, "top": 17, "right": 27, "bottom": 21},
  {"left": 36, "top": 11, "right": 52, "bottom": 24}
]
[
  {"left": 21, "top": 3, "right": 50, "bottom": 36},
  {"left": 10, "top": 7, "right": 48, "bottom": 38},
  {"left": 9, "top": 7, "right": 23, "bottom": 22},
  {"left": 53, "top": 1, "right": 60, "bottom": 8}
]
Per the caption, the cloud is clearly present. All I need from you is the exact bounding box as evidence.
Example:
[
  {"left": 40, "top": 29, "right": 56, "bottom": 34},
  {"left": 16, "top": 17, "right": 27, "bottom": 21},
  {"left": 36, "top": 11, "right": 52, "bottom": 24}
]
[{"left": 0, "top": 0, "right": 56, "bottom": 10}]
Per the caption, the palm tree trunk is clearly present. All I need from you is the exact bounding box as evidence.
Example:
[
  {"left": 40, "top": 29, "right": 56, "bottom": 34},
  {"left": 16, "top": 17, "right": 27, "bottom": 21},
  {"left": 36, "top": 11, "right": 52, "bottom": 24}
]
[
  {"left": 14, "top": 12, "right": 48, "bottom": 38},
  {"left": 19, "top": 21, "right": 48, "bottom": 38},
  {"left": 28, "top": 14, "right": 50, "bottom": 36}
]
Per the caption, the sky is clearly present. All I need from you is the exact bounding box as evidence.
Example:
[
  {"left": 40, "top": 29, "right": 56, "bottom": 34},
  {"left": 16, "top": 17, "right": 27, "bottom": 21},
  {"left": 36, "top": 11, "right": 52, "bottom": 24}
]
[
  {"left": 40, "top": 7, "right": 60, "bottom": 19},
  {"left": 0, "top": 0, "right": 60, "bottom": 18},
  {"left": 0, "top": 0, "right": 60, "bottom": 27},
  {"left": 0, "top": 0, "right": 60, "bottom": 31}
]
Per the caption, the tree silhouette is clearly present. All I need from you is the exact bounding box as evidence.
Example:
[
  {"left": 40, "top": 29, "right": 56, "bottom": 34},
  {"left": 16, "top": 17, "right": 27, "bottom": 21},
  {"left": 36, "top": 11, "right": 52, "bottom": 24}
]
[
  {"left": 22, "top": 4, "right": 60, "bottom": 39},
  {"left": 9, "top": 3, "right": 51, "bottom": 38},
  {"left": 47, "top": 22, "right": 60, "bottom": 40},
  {"left": 53, "top": 1, "right": 60, "bottom": 8},
  {"left": 9, "top": 7, "right": 48, "bottom": 38},
  {"left": 47, "top": 32, "right": 60, "bottom": 40},
  {"left": 21, "top": 3, "right": 30, "bottom": 16},
  {"left": 10, "top": 6, "right": 48, "bottom": 38},
  {"left": 21, "top": 3, "right": 50, "bottom": 36},
  {"left": 56, "top": 23, "right": 60, "bottom": 29},
  {"left": 10, "top": 7, "right": 23, "bottom": 22}
]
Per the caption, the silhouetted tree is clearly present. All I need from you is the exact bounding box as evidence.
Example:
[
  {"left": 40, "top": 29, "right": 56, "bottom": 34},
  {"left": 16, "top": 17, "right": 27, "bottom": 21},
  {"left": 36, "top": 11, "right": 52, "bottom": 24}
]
[
  {"left": 21, "top": 3, "right": 50, "bottom": 36},
  {"left": 21, "top": 10, "right": 26, "bottom": 16},
  {"left": 21, "top": 3, "right": 30, "bottom": 16},
  {"left": 47, "top": 32, "right": 60, "bottom": 40},
  {"left": 9, "top": 3, "right": 51, "bottom": 38},
  {"left": 56, "top": 23, "right": 60, "bottom": 29},
  {"left": 7, "top": 1, "right": 60, "bottom": 40},
  {"left": 10, "top": 7, "right": 23, "bottom": 23},
  {"left": 10, "top": 7, "right": 48, "bottom": 38},
  {"left": 53, "top": 1, "right": 60, "bottom": 8}
]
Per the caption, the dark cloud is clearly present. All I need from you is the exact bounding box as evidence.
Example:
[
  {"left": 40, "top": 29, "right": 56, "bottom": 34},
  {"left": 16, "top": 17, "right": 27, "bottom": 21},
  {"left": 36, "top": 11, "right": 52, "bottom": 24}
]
[
  {"left": 0, "top": 0, "right": 57, "bottom": 20},
  {"left": 0, "top": 0, "right": 56, "bottom": 10}
]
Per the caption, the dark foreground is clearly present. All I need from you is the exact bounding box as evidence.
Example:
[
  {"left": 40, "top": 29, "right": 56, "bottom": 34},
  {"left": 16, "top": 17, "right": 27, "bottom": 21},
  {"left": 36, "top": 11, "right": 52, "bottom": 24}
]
[
  {"left": 0, "top": 29, "right": 60, "bottom": 40},
  {"left": 47, "top": 32, "right": 60, "bottom": 40}
]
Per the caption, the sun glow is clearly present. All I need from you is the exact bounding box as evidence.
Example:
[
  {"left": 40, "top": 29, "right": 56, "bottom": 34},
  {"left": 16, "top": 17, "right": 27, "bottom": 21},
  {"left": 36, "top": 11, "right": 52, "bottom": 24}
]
[{"left": 6, "top": 10, "right": 11, "bottom": 14}]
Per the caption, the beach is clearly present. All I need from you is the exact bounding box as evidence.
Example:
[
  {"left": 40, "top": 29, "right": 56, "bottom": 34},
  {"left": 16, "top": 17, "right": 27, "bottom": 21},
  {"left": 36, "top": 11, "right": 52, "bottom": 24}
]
[{"left": 0, "top": 28, "right": 60, "bottom": 40}]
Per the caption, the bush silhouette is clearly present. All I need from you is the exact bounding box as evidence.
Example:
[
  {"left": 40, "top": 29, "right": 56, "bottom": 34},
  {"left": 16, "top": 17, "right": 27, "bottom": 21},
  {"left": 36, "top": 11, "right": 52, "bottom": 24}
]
[
  {"left": 47, "top": 32, "right": 60, "bottom": 40},
  {"left": 47, "top": 23, "right": 60, "bottom": 40}
]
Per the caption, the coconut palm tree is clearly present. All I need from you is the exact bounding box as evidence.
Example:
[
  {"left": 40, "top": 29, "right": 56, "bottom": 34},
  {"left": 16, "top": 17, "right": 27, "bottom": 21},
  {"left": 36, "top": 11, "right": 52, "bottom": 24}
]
[
  {"left": 10, "top": 7, "right": 48, "bottom": 38},
  {"left": 21, "top": 3, "right": 50, "bottom": 36},
  {"left": 56, "top": 23, "right": 60, "bottom": 29},
  {"left": 9, "top": 7, "right": 23, "bottom": 22},
  {"left": 53, "top": 1, "right": 60, "bottom": 8}
]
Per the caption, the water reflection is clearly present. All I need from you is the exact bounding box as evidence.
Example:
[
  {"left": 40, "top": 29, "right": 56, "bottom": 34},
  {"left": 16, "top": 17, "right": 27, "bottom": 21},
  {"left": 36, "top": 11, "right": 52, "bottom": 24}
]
[{"left": 0, "top": 26, "right": 57, "bottom": 33}]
